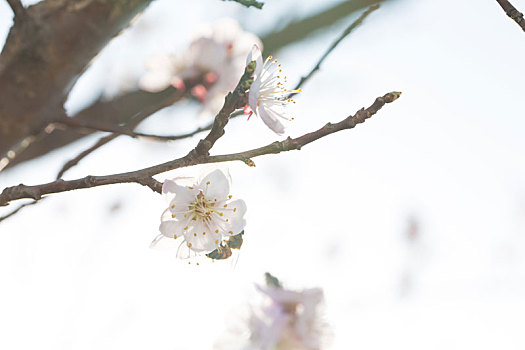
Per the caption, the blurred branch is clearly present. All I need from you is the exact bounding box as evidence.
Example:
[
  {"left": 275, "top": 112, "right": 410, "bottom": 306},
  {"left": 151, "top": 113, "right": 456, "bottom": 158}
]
[
  {"left": 0, "top": 0, "right": 154, "bottom": 159},
  {"left": 496, "top": 0, "right": 525, "bottom": 31},
  {"left": 289, "top": 4, "right": 380, "bottom": 98},
  {"left": 54, "top": 87, "right": 189, "bottom": 179},
  {"left": 221, "top": 0, "right": 263, "bottom": 9},
  {"left": 56, "top": 117, "right": 213, "bottom": 143},
  {"left": 4, "top": 0, "right": 395, "bottom": 170},
  {"left": 4, "top": 86, "right": 194, "bottom": 170},
  {"left": 261, "top": 0, "right": 389, "bottom": 54},
  {"left": 0, "top": 91, "right": 401, "bottom": 206},
  {"left": 5, "top": 0, "right": 26, "bottom": 19},
  {"left": 0, "top": 200, "right": 39, "bottom": 223}
]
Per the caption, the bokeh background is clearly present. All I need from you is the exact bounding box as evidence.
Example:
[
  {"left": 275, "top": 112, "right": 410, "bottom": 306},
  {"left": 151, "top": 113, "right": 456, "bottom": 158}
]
[{"left": 1, "top": 0, "right": 525, "bottom": 348}]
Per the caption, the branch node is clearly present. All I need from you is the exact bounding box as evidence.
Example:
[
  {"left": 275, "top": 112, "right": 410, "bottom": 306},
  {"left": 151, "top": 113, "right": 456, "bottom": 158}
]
[{"left": 242, "top": 158, "right": 256, "bottom": 167}]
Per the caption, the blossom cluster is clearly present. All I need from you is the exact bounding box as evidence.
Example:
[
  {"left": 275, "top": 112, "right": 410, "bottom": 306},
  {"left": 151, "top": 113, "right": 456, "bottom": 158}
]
[{"left": 153, "top": 18, "right": 303, "bottom": 259}]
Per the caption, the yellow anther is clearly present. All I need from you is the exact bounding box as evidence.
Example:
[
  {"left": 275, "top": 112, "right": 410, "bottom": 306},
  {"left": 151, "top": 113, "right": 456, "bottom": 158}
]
[
  {"left": 228, "top": 231, "right": 233, "bottom": 234},
  {"left": 206, "top": 181, "right": 210, "bottom": 185},
  {"left": 194, "top": 233, "right": 197, "bottom": 237},
  {"left": 233, "top": 208, "right": 237, "bottom": 212},
  {"left": 174, "top": 234, "right": 178, "bottom": 239},
  {"left": 215, "top": 240, "right": 219, "bottom": 244},
  {"left": 226, "top": 219, "right": 229, "bottom": 222},
  {"left": 171, "top": 204, "right": 175, "bottom": 209},
  {"left": 215, "top": 229, "right": 219, "bottom": 233},
  {"left": 184, "top": 226, "right": 188, "bottom": 230},
  {"left": 188, "top": 243, "right": 192, "bottom": 248},
  {"left": 224, "top": 204, "right": 228, "bottom": 208},
  {"left": 269, "top": 55, "right": 273, "bottom": 59},
  {"left": 219, "top": 213, "right": 223, "bottom": 216},
  {"left": 189, "top": 186, "right": 194, "bottom": 189},
  {"left": 184, "top": 214, "right": 188, "bottom": 218},
  {"left": 202, "top": 232, "right": 206, "bottom": 235},
  {"left": 171, "top": 214, "right": 176, "bottom": 218},
  {"left": 228, "top": 195, "right": 232, "bottom": 199}
]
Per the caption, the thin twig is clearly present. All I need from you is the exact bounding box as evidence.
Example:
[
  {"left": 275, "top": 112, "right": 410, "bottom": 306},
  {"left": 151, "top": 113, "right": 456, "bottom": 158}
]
[
  {"left": 56, "top": 135, "right": 115, "bottom": 180},
  {"left": 55, "top": 88, "right": 188, "bottom": 180},
  {"left": 6, "top": 0, "right": 26, "bottom": 19},
  {"left": 221, "top": 0, "right": 263, "bottom": 9},
  {"left": 289, "top": 4, "right": 380, "bottom": 98},
  {"left": 56, "top": 118, "right": 215, "bottom": 142},
  {"left": 495, "top": 0, "right": 525, "bottom": 32},
  {"left": 0, "top": 92, "right": 401, "bottom": 206},
  {"left": 0, "top": 200, "right": 39, "bottom": 223}
]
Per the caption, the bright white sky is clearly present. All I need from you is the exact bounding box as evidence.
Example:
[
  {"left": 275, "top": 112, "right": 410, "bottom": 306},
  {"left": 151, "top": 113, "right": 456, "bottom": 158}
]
[{"left": 1, "top": 0, "right": 525, "bottom": 349}]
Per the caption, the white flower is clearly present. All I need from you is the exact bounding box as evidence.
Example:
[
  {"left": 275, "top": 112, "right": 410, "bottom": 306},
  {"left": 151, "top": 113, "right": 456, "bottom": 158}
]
[
  {"left": 215, "top": 279, "right": 329, "bottom": 350},
  {"left": 158, "top": 169, "right": 247, "bottom": 258},
  {"left": 140, "top": 18, "right": 262, "bottom": 119},
  {"left": 254, "top": 286, "right": 326, "bottom": 350},
  {"left": 245, "top": 45, "right": 301, "bottom": 135}
]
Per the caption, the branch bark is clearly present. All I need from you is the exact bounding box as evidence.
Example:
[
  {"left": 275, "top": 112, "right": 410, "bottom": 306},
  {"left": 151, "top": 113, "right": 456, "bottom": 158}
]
[
  {"left": 0, "top": 91, "right": 401, "bottom": 206},
  {"left": 496, "top": 0, "right": 525, "bottom": 31},
  {"left": 0, "top": 0, "right": 154, "bottom": 156}
]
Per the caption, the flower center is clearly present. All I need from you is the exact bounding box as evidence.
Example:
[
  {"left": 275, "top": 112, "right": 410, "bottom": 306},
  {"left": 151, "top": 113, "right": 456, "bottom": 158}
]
[{"left": 188, "top": 191, "right": 215, "bottom": 221}]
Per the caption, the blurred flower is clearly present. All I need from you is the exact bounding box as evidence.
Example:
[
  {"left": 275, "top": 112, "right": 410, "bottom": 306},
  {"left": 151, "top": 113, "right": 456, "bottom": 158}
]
[
  {"left": 215, "top": 274, "right": 329, "bottom": 350},
  {"left": 245, "top": 45, "right": 301, "bottom": 135},
  {"left": 140, "top": 18, "right": 262, "bottom": 119},
  {"left": 158, "top": 169, "right": 247, "bottom": 258}
]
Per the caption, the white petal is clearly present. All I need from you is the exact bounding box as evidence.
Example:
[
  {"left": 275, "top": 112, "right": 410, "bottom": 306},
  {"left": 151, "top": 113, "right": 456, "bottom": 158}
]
[
  {"left": 257, "top": 105, "right": 286, "bottom": 135},
  {"left": 138, "top": 72, "right": 172, "bottom": 93},
  {"left": 248, "top": 78, "right": 261, "bottom": 112},
  {"left": 221, "top": 199, "right": 247, "bottom": 235},
  {"left": 212, "top": 18, "right": 242, "bottom": 43},
  {"left": 163, "top": 180, "right": 199, "bottom": 208},
  {"left": 198, "top": 169, "right": 231, "bottom": 200},
  {"left": 246, "top": 44, "right": 263, "bottom": 77},
  {"left": 233, "top": 32, "right": 263, "bottom": 59},
  {"left": 183, "top": 220, "right": 221, "bottom": 252},
  {"left": 159, "top": 219, "right": 187, "bottom": 239}
]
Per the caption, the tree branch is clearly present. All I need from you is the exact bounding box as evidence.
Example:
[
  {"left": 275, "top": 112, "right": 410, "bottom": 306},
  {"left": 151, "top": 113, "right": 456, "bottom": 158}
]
[
  {"left": 0, "top": 0, "right": 154, "bottom": 156},
  {"left": 289, "top": 4, "right": 380, "bottom": 97},
  {"left": 221, "top": 0, "right": 264, "bottom": 9},
  {"left": 6, "top": 0, "right": 26, "bottom": 19},
  {"left": 0, "top": 91, "right": 401, "bottom": 206},
  {"left": 496, "top": 0, "right": 525, "bottom": 31},
  {"left": 4, "top": 0, "right": 397, "bottom": 169}
]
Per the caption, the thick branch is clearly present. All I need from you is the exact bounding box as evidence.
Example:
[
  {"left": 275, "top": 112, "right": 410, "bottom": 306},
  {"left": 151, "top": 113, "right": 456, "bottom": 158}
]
[
  {"left": 0, "top": 92, "right": 401, "bottom": 206},
  {"left": 0, "top": 0, "right": 154, "bottom": 155},
  {"left": 6, "top": 0, "right": 26, "bottom": 19},
  {"left": 4, "top": 0, "right": 396, "bottom": 169},
  {"left": 496, "top": 0, "right": 525, "bottom": 31}
]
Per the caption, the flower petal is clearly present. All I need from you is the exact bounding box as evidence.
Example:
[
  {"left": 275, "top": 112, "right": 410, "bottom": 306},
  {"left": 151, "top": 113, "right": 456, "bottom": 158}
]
[
  {"left": 199, "top": 169, "right": 231, "bottom": 200},
  {"left": 248, "top": 77, "right": 261, "bottom": 112},
  {"left": 246, "top": 44, "right": 263, "bottom": 77},
  {"left": 221, "top": 199, "right": 247, "bottom": 235},
  {"left": 159, "top": 219, "right": 187, "bottom": 239},
  {"left": 257, "top": 105, "right": 286, "bottom": 135},
  {"left": 183, "top": 220, "right": 221, "bottom": 252}
]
